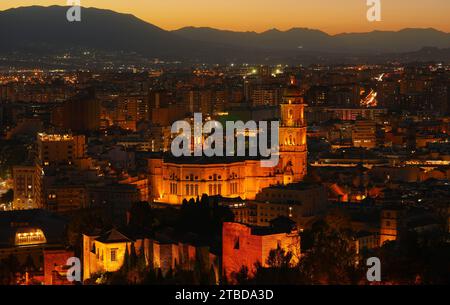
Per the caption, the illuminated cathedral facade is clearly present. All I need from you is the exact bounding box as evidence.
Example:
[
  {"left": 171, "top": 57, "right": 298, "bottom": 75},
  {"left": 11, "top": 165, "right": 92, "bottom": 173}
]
[{"left": 148, "top": 77, "right": 307, "bottom": 205}]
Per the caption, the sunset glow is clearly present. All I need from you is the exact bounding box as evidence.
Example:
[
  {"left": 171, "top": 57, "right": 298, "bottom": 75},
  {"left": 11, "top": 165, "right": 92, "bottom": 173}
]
[{"left": 1, "top": 0, "right": 449, "bottom": 34}]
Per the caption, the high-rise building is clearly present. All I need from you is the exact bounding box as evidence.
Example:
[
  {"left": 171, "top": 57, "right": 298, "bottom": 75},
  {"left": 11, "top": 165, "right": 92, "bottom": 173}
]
[
  {"left": 114, "top": 94, "right": 150, "bottom": 130},
  {"left": 12, "top": 164, "right": 42, "bottom": 210},
  {"left": 52, "top": 90, "right": 100, "bottom": 132},
  {"left": 352, "top": 119, "right": 377, "bottom": 149},
  {"left": 45, "top": 184, "right": 88, "bottom": 213},
  {"left": 250, "top": 86, "right": 281, "bottom": 107},
  {"left": 37, "top": 133, "right": 86, "bottom": 168},
  {"left": 329, "top": 108, "right": 387, "bottom": 122}
]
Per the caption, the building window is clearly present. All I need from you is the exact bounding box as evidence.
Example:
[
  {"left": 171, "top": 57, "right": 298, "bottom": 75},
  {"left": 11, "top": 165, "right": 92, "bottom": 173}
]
[
  {"left": 170, "top": 183, "right": 177, "bottom": 195},
  {"left": 230, "top": 182, "right": 239, "bottom": 194},
  {"left": 111, "top": 248, "right": 118, "bottom": 262},
  {"left": 234, "top": 237, "right": 240, "bottom": 250},
  {"left": 15, "top": 229, "right": 47, "bottom": 246}
]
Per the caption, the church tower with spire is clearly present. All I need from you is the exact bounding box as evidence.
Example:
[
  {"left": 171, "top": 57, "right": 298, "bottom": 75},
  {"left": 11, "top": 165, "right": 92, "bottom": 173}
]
[{"left": 279, "top": 76, "right": 308, "bottom": 183}]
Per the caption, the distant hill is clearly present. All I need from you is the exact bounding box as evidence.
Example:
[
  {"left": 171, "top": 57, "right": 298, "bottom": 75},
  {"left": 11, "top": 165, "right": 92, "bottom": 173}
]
[
  {"left": 1, "top": 6, "right": 450, "bottom": 64},
  {"left": 0, "top": 6, "right": 208, "bottom": 58},
  {"left": 174, "top": 27, "right": 450, "bottom": 53},
  {"left": 173, "top": 27, "right": 331, "bottom": 51}
]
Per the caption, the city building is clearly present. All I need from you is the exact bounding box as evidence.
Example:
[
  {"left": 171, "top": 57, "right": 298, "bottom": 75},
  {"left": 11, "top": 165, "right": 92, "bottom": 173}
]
[
  {"left": 222, "top": 222, "right": 300, "bottom": 283},
  {"left": 51, "top": 90, "right": 100, "bottom": 132},
  {"left": 37, "top": 133, "right": 86, "bottom": 168},
  {"left": 12, "top": 164, "right": 42, "bottom": 210},
  {"left": 83, "top": 228, "right": 219, "bottom": 283},
  {"left": 329, "top": 107, "right": 387, "bottom": 122},
  {"left": 148, "top": 78, "right": 308, "bottom": 204},
  {"left": 0, "top": 210, "right": 68, "bottom": 267},
  {"left": 45, "top": 184, "right": 88, "bottom": 213},
  {"left": 43, "top": 249, "right": 75, "bottom": 285},
  {"left": 119, "top": 176, "right": 149, "bottom": 202},
  {"left": 380, "top": 209, "right": 401, "bottom": 245},
  {"left": 254, "top": 182, "right": 329, "bottom": 227},
  {"left": 352, "top": 119, "right": 377, "bottom": 149}
]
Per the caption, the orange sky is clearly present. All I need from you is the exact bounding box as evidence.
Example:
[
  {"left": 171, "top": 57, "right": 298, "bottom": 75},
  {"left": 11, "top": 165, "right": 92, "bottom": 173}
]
[{"left": 1, "top": 0, "right": 449, "bottom": 34}]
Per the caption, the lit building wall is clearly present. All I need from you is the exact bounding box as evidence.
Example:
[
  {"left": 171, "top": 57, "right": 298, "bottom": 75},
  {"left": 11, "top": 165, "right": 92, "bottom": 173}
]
[
  {"left": 83, "top": 231, "right": 219, "bottom": 283},
  {"left": 43, "top": 249, "right": 75, "bottom": 285},
  {"left": 148, "top": 77, "right": 308, "bottom": 205},
  {"left": 83, "top": 233, "right": 129, "bottom": 280},
  {"left": 222, "top": 222, "right": 300, "bottom": 283},
  {"left": 148, "top": 159, "right": 284, "bottom": 204},
  {"left": 279, "top": 81, "right": 308, "bottom": 182},
  {"left": 380, "top": 209, "right": 400, "bottom": 246}
]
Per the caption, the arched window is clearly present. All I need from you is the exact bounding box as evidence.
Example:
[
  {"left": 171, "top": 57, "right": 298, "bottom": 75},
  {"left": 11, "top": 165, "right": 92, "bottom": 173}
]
[{"left": 288, "top": 109, "right": 293, "bottom": 119}]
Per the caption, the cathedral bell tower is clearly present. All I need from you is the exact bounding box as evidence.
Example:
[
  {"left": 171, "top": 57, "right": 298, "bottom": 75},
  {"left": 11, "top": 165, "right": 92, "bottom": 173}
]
[{"left": 279, "top": 76, "right": 307, "bottom": 183}]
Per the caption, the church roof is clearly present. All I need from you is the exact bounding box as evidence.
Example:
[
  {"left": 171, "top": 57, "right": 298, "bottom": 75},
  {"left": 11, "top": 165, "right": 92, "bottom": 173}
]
[{"left": 96, "top": 228, "right": 134, "bottom": 244}]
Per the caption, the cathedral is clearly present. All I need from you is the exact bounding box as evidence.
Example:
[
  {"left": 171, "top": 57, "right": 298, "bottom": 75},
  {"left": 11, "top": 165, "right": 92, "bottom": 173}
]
[{"left": 148, "top": 77, "right": 307, "bottom": 204}]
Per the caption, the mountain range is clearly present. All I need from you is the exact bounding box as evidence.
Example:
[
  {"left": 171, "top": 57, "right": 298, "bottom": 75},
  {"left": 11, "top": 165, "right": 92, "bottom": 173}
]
[
  {"left": 174, "top": 26, "right": 450, "bottom": 54},
  {"left": 1, "top": 6, "right": 450, "bottom": 63}
]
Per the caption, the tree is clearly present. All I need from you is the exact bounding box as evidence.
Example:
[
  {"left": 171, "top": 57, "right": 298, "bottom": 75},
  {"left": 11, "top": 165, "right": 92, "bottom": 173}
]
[
  {"left": 137, "top": 244, "right": 147, "bottom": 271},
  {"left": 142, "top": 267, "right": 158, "bottom": 284},
  {"left": 249, "top": 245, "right": 304, "bottom": 285},
  {"left": 177, "top": 194, "right": 234, "bottom": 248},
  {"left": 269, "top": 216, "right": 296, "bottom": 233},
  {"left": 298, "top": 224, "right": 362, "bottom": 285},
  {"left": 324, "top": 208, "right": 352, "bottom": 231},
  {"left": 156, "top": 268, "right": 164, "bottom": 283},
  {"left": 66, "top": 208, "right": 110, "bottom": 254},
  {"left": 121, "top": 244, "right": 131, "bottom": 274},
  {"left": 0, "top": 189, "right": 13, "bottom": 203},
  {"left": 209, "top": 266, "right": 217, "bottom": 285},
  {"left": 266, "top": 245, "right": 293, "bottom": 269},
  {"left": 234, "top": 265, "right": 250, "bottom": 285},
  {"left": 127, "top": 202, "right": 156, "bottom": 229},
  {"left": 129, "top": 242, "right": 138, "bottom": 268},
  {"left": 0, "top": 255, "right": 21, "bottom": 285}
]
